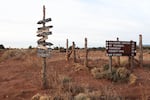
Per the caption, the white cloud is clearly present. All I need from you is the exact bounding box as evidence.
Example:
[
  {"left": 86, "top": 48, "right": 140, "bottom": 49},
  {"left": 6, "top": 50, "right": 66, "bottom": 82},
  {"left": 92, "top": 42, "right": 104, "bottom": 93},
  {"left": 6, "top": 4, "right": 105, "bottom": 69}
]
[{"left": 0, "top": 0, "right": 150, "bottom": 48}]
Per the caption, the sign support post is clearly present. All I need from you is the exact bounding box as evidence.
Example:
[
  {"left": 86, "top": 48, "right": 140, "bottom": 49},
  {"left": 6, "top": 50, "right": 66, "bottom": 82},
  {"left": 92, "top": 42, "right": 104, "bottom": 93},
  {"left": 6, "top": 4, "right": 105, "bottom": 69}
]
[
  {"left": 42, "top": 5, "right": 47, "bottom": 89},
  {"left": 117, "top": 37, "right": 120, "bottom": 66},
  {"left": 109, "top": 56, "right": 112, "bottom": 72},
  {"left": 42, "top": 56, "right": 47, "bottom": 89}
]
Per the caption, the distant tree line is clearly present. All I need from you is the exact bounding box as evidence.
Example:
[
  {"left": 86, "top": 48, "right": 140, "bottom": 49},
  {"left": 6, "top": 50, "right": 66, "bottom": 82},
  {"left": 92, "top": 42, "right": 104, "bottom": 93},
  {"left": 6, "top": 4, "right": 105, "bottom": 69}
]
[
  {"left": 53, "top": 46, "right": 106, "bottom": 52},
  {"left": 137, "top": 45, "right": 150, "bottom": 50}
]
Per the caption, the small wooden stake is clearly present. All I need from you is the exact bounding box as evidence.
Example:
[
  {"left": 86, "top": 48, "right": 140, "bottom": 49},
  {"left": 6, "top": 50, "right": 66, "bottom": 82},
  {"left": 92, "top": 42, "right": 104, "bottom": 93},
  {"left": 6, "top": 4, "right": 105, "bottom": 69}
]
[
  {"left": 66, "top": 39, "right": 69, "bottom": 61},
  {"left": 72, "top": 42, "right": 76, "bottom": 63},
  {"left": 84, "top": 38, "right": 88, "bottom": 67},
  {"left": 139, "top": 34, "right": 143, "bottom": 67}
]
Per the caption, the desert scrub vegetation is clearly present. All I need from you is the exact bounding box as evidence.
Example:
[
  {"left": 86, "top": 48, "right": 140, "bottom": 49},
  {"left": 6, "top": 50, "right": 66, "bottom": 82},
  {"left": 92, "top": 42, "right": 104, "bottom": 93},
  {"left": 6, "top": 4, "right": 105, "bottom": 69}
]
[
  {"left": 0, "top": 49, "right": 27, "bottom": 61},
  {"left": 91, "top": 65, "right": 137, "bottom": 84},
  {"left": 0, "top": 49, "right": 37, "bottom": 61},
  {"left": 32, "top": 68, "right": 138, "bottom": 100}
]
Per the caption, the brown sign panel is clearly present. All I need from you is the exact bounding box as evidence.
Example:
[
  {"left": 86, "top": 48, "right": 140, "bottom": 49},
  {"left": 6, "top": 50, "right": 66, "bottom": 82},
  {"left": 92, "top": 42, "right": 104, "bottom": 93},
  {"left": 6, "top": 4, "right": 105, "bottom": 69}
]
[{"left": 106, "top": 41, "right": 136, "bottom": 56}]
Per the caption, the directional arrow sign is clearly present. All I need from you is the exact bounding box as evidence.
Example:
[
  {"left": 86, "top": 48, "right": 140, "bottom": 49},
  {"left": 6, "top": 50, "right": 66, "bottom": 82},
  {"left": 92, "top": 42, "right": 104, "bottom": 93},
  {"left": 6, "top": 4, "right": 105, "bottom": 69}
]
[
  {"left": 44, "top": 42, "right": 53, "bottom": 46},
  {"left": 37, "top": 27, "right": 49, "bottom": 33},
  {"left": 38, "top": 36, "right": 48, "bottom": 42},
  {"left": 37, "top": 32, "right": 52, "bottom": 37},
  {"left": 38, "top": 26, "right": 53, "bottom": 30},
  {"left": 37, "top": 26, "right": 53, "bottom": 34},
  {"left": 37, "top": 41, "right": 53, "bottom": 46},
  {"left": 37, "top": 18, "right": 52, "bottom": 24}
]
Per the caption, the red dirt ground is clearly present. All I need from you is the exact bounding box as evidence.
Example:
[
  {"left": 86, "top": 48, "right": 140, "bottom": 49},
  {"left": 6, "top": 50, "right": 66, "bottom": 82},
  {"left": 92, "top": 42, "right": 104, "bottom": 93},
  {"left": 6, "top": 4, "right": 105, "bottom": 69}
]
[{"left": 0, "top": 50, "right": 150, "bottom": 100}]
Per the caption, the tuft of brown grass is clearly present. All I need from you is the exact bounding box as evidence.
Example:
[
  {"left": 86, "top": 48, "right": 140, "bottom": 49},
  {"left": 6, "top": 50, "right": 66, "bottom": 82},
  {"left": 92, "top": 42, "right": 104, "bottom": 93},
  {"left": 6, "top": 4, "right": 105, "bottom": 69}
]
[
  {"left": 0, "top": 49, "right": 28, "bottom": 61},
  {"left": 31, "top": 93, "right": 52, "bottom": 100},
  {"left": 74, "top": 93, "right": 90, "bottom": 100},
  {"left": 128, "top": 74, "right": 137, "bottom": 85}
]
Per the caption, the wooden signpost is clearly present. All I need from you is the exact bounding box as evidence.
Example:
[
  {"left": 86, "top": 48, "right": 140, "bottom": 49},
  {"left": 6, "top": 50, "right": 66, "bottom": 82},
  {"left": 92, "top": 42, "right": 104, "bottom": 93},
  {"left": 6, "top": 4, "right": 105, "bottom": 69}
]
[
  {"left": 106, "top": 40, "right": 136, "bottom": 72},
  {"left": 36, "top": 5, "right": 53, "bottom": 89}
]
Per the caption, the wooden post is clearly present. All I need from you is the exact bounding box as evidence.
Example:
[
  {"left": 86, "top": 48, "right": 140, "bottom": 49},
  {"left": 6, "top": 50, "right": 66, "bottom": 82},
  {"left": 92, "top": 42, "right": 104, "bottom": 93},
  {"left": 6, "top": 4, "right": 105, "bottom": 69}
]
[
  {"left": 41, "top": 5, "right": 47, "bottom": 89},
  {"left": 66, "top": 39, "right": 69, "bottom": 61},
  {"left": 117, "top": 37, "right": 120, "bottom": 66},
  {"left": 42, "top": 57, "right": 47, "bottom": 89},
  {"left": 128, "top": 56, "right": 131, "bottom": 68},
  {"left": 72, "top": 42, "right": 76, "bottom": 63},
  {"left": 43, "top": 5, "right": 45, "bottom": 27},
  {"left": 109, "top": 56, "right": 112, "bottom": 73},
  {"left": 84, "top": 38, "right": 88, "bottom": 67},
  {"left": 131, "top": 56, "right": 133, "bottom": 70},
  {"left": 128, "top": 56, "right": 133, "bottom": 70},
  {"left": 139, "top": 34, "right": 143, "bottom": 67},
  {"left": 131, "top": 41, "right": 134, "bottom": 70}
]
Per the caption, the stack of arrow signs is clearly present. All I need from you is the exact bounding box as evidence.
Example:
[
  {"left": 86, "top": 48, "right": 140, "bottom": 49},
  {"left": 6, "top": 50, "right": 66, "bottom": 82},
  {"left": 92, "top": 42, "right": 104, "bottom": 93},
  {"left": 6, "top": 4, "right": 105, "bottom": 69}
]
[{"left": 36, "top": 18, "right": 53, "bottom": 57}]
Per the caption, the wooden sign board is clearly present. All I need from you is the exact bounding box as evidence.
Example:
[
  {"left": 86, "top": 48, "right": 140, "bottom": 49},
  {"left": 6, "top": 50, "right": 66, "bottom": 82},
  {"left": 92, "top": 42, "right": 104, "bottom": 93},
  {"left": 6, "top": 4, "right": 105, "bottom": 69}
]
[
  {"left": 38, "top": 36, "right": 48, "bottom": 42},
  {"left": 37, "top": 18, "right": 52, "bottom": 24},
  {"left": 37, "top": 32, "right": 52, "bottom": 37},
  {"left": 37, "top": 26, "right": 53, "bottom": 30},
  {"left": 37, "top": 41, "right": 53, "bottom": 46},
  {"left": 38, "top": 53, "right": 49, "bottom": 57},
  {"left": 106, "top": 41, "right": 136, "bottom": 56},
  {"left": 37, "top": 27, "right": 49, "bottom": 34},
  {"left": 37, "top": 49, "right": 51, "bottom": 57}
]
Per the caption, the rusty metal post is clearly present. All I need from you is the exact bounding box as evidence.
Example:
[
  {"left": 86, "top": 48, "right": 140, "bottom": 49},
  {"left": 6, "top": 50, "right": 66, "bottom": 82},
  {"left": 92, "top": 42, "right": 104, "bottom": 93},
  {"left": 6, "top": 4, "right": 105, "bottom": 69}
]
[
  {"left": 117, "top": 37, "right": 120, "bottom": 66},
  {"left": 72, "top": 42, "right": 76, "bottom": 63},
  {"left": 66, "top": 39, "right": 69, "bottom": 61},
  {"left": 139, "top": 34, "right": 143, "bottom": 67},
  {"left": 84, "top": 38, "right": 88, "bottom": 67}
]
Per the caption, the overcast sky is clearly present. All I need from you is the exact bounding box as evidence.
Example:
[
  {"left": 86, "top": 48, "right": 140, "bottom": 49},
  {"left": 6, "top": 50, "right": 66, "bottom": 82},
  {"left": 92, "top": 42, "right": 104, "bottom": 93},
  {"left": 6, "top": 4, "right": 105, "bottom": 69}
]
[{"left": 0, "top": 0, "right": 150, "bottom": 48}]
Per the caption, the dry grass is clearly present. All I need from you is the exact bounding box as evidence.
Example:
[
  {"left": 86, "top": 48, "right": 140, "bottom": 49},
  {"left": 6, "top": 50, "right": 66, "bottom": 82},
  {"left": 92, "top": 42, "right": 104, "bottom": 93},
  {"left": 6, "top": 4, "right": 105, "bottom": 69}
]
[
  {"left": 91, "top": 65, "right": 137, "bottom": 84},
  {"left": 0, "top": 49, "right": 26, "bottom": 61},
  {"left": 0, "top": 49, "right": 37, "bottom": 62},
  {"left": 0, "top": 49, "right": 149, "bottom": 99}
]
